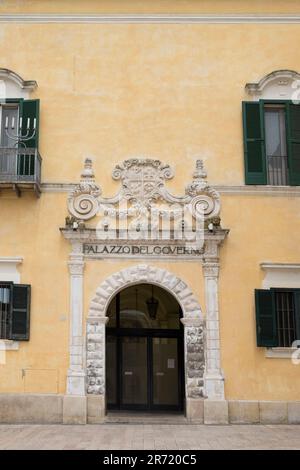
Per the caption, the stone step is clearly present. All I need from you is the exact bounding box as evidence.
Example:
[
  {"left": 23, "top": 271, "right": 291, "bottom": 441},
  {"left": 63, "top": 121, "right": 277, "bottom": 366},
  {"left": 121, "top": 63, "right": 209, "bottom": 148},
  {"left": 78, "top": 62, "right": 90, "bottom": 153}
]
[{"left": 105, "top": 412, "right": 188, "bottom": 425}]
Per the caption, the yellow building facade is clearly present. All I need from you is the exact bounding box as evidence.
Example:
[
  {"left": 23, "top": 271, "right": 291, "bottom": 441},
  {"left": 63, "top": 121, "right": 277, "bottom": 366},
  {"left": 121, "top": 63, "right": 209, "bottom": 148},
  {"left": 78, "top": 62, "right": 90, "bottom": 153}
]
[{"left": 0, "top": 0, "right": 300, "bottom": 424}]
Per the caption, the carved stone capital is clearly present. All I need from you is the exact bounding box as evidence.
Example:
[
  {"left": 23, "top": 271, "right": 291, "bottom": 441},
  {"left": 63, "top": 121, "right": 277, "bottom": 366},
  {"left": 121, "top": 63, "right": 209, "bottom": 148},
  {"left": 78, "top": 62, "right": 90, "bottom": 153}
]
[
  {"left": 68, "top": 261, "right": 85, "bottom": 275},
  {"left": 202, "top": 262, "right": 220, "bottom": 278},
  {"left": 181, "top": 317, "right": 204, "bottom": 328},
  {"left": 87, "top": 317, "right": 109, "bottom": 326}
]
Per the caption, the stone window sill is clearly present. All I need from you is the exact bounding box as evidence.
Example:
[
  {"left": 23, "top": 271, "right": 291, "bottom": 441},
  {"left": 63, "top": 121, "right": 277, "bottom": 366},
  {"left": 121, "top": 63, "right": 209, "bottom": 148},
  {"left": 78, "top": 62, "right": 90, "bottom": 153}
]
[
  {"left": 0, "top": 340, "right": 19, "bottom": 351},
  {"left": 265, "top": 347, "right": 298, "bottom": 359}
]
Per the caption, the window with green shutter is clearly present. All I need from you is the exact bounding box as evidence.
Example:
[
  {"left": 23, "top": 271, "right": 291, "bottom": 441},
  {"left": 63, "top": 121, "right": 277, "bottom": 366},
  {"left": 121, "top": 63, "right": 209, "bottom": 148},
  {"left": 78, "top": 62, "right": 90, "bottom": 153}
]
[
  {"left": 0, "top": 282, "right": 31, "bottom": 341},
  {"left": 0, "top": 99, "right": 40, "bottom": 179},
  {"left": 243, "top": 100, "right": 300, "bottom": 186},
  {"left": 0, "top": 98, "right": 39, "bottom": 149},
  {"left": 255, "top": 289, "right": 277, "bottom": 347},
  {"left": 243, "top": 102, "right": 267, "bottom": 185},
  {"left": 0, "top": 282, "right": 13, "bottom": 340},
  {"left": 286, "top": 103, "right": 300, "bottom": 185},
  {"left": 19, "top": 99, "right": 39, "bottom": 149},
  {"left": 255, "top": 288, "right": 300, "bottom": 347}
]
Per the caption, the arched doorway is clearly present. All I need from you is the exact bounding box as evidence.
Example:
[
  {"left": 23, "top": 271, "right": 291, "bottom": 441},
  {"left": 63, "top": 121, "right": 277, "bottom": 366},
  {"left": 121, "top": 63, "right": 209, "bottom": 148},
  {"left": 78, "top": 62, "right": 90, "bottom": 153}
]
[{"left": 106, "top": 283, "right": 184, "bottom": 411}]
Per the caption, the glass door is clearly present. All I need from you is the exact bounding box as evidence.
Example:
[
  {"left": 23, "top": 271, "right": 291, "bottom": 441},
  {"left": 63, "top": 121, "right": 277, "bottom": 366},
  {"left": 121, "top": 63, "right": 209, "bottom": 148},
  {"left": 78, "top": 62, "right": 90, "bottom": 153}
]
[
  {"left": 121, "top": 336, "right": 148, "bottom": 408},
  {"left": 152, "top": 337, "right": 180, "bottom": 408},
  {"left": 106, "top": 284, "right": 184, "bottom": 412}
]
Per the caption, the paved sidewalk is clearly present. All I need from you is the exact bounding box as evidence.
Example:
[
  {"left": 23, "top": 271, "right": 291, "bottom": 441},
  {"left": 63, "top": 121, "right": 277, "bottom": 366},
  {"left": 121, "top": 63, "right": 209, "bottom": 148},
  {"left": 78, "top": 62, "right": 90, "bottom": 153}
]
[{"left": 0, "top": 424, "right": 300, "bottom": 450}]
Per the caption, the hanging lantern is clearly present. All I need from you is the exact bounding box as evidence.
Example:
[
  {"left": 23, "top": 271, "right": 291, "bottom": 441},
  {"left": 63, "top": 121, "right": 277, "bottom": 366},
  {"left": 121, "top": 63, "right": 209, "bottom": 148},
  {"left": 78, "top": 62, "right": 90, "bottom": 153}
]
[{"left": 146, "top": 286, "right": 159, "bottom": 319}]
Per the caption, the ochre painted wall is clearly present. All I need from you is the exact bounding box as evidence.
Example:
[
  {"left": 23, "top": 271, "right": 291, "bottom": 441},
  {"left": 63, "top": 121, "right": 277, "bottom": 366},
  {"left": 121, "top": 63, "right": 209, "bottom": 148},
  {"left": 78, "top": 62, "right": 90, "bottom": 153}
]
[
  {"left": 1, "top": 22, "right": 300, "bottom": 188},
  {"left": 1, "top": 1, "right": 300, "bottom": 14},
  {"left": 0, "top": 1, "right": 300, "bottom": 400}
]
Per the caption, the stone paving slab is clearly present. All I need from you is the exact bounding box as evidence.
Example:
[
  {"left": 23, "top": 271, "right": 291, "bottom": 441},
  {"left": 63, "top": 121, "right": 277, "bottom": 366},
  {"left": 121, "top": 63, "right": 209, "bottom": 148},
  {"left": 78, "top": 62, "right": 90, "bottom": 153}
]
[{"left": 0, "top": 424, "right": 300, "bottom": 450}]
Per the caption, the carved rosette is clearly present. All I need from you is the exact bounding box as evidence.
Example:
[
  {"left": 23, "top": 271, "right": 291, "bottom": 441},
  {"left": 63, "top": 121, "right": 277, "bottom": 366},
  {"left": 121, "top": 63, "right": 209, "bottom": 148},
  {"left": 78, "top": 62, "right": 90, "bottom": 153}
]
[{"left": 68, "top": 158, "right": 101, "bottom": 221}]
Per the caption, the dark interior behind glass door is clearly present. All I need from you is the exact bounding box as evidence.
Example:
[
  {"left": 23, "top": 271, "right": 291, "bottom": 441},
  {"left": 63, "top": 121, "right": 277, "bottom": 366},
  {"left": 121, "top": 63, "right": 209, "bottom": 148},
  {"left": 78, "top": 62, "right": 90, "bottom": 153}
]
[{"left": 106, "top": 284, "right": 184, "bottom": 411}]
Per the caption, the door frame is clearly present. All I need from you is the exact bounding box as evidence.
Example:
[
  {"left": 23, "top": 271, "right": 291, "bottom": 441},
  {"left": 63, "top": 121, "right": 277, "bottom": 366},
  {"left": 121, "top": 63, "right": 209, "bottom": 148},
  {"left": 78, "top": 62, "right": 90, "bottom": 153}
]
[{"left": 84, "top": 264, "right": 209, "bottom": 422}]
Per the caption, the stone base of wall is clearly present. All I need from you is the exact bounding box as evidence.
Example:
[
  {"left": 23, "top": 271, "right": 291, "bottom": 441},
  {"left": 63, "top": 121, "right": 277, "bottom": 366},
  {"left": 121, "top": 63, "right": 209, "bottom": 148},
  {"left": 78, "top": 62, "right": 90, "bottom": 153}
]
[
  {"left": 185, "top": 399, "right": 300, "bottom": 424},
  {"left": 63, "top": 395, "right": 87, "bottom": 425},
  {"left": 0, "top": 394, "right": 63, "bottom": 424},
  {"left": 0, "top": 395, "right": 299, "bottom": 425}
]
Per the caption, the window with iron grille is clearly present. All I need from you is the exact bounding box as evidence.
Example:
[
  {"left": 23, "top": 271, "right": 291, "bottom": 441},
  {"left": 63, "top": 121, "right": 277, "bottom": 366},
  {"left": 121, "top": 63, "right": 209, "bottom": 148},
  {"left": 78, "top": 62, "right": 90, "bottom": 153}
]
[
  {"left": 255, "top": 288, "right": 300, "bottom": 347},
  {"left": 275, "top": 291, "right": 297, "bottom": 347},
  {"left": 0, "top": 282, "right": 31, "bottom": 341},
  {"left": 0, "top": 283, "right": 12, "bottom": 340}
]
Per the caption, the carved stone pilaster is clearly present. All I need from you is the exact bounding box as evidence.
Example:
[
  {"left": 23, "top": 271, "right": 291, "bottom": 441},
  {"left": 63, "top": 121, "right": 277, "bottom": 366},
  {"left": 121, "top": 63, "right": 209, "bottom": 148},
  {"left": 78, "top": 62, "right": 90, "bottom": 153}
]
[
  {"left": 202, "top": 262, "right": 220, "bottom": 279},
  {"left": 202, "top": 261, "right": 224, "bottom": 400},
  {"left": 67, "top": 245, "right": 86, "bottom": 396},
  {"left": 181, "top": 317, "right": 205, "bottom": 400},
  {"left": 68, "top": 262, "right": 84, "bottom": 275},
  {"left": 86, "top": 317, "right": 108, "bottom": 395}
]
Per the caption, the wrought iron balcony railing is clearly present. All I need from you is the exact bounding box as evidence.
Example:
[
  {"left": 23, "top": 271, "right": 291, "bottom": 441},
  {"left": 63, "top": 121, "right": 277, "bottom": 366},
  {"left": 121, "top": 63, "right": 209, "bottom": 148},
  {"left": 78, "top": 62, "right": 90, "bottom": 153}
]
[{"left": 0, "top": 147, "right": 41, "bottom": 196}]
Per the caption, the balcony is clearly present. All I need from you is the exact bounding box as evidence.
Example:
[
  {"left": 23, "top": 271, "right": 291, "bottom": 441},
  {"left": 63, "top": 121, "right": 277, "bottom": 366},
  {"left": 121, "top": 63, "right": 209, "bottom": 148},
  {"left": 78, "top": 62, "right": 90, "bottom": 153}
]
[{"left": 0, "top": 148, "right": 41, "bottom": 197}]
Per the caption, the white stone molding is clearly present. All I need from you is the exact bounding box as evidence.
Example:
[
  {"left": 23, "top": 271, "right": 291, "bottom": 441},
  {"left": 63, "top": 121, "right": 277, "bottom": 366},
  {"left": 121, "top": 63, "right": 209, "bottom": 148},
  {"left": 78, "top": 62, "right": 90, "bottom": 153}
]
[
  {"left": 86, "top": 264, "right": 205, "bottom": 402},
  {"left": 0, "top": 257, "right": 23, "bottom": 283},
  {"left": 261, "top": 263, "right": 300, "bottom": 289},
  {"left": 43, "top": 182, "right": 300, "bottom": 196},
  {"left": 1, "top": 14, "right": 300, "bottom": 24},
  {"left": 0, "top": 68, "right": 37, "bottom": 91},
  {"left": 0, "top": 340, "right": 19, "bottom": 351},
  {"left": 202, "top": 261, "right": 225, "bottom": 400},
  {"left": 245, "top": 69, "right": 300, "bottom": 101},
  {"left": 265, "top": 347, "right": 299, "bottom": 359},
  {"left": 66, "top": 242, "right": 86, "bottom": 396},
  {"left": 214, "top": 186, "right": 300, "bottom": 196}
]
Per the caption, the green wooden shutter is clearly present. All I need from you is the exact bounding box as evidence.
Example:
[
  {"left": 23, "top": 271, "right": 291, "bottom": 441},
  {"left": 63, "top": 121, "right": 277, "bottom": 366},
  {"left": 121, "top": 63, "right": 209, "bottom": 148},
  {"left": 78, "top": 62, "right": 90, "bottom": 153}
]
[
  {"left": 10, "top": 284, "right": 31, "bottom": 341},
  {"left": 20, "top": 99, "right": 40, "bottom": 149},
  {"left": 286, "top": 103, "right": 300, "bottom": 185},
  {"left": 243, "top": 101, "right": 267, "bottom": 185},
  {"left": 293, "top": 290, "right": 300, "bottom": 341},
  {"left": 255, "top": 289, "right": 278, "bottom": 347}
]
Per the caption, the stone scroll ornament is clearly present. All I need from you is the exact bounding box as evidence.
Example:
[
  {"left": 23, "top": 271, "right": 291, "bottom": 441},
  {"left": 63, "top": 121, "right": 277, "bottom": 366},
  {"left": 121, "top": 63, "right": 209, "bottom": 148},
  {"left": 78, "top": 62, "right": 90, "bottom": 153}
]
[
  {"left": 68, "top": 158, "right": 101, "bottom": 220},
  {"left": 67, "top": 157, "right": 221, "bottom": 226},
  {"left": 185, "top": 160, "right": 221, "bottom": 221}
]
